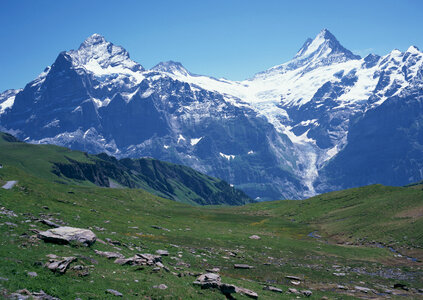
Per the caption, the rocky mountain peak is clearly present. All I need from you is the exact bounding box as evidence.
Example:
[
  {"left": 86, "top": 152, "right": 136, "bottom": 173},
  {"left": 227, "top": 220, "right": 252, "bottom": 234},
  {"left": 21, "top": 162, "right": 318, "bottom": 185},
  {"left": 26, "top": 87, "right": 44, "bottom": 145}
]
[
  {"left": 294, "top": 28, "right": 360, "bottom": 62},
  {"left": 152, "top": 61, "right": 190, "bottom": 76}
]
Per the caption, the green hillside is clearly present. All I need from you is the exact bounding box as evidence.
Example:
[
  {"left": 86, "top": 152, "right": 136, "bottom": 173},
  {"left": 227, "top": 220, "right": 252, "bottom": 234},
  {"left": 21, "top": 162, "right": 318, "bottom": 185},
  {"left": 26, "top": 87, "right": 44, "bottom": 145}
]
[
  {"left": 0, "top": 132, "right": 250, "bottom": 206},
  {"left": 0, "top": 134, "right": 422, "bottom": 299}
]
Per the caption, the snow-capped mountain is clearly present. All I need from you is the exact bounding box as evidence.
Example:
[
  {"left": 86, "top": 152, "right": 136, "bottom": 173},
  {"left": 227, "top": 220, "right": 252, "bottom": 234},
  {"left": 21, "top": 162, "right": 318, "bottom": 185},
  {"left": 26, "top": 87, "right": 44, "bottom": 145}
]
[{"left": 1, "top": 29, "right": 422, "bottom": 199}]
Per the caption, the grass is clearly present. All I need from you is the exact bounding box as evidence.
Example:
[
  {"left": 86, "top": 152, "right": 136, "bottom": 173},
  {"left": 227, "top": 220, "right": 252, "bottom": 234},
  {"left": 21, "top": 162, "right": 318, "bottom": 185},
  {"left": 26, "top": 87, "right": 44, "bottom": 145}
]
[{"left": 0, "top": 136, "right": 422, "bottom": 299}]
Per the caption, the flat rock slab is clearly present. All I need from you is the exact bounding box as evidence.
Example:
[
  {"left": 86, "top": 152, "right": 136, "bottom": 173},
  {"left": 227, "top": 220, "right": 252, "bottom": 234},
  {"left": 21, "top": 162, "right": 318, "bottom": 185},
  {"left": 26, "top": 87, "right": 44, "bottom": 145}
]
[
  {"left": 1, "top": 180, "right": 17, "bottom": 190},
  {"left": 156, "top": 249, "right": 169, "bottom": 256},
  {"left": 249, "top": 235, "right": 261, "bottom": 240},
  {"left": 95, "top": 250, "right": 124, "bottom": 259},
  {"left": 285, "top": 275, "right": 302, "bottom": 281},
  {"left": 106, "top": 289, "right": 123, "bottom": 297},
  {"left": 38, "top": 226, "right": 96, "bottom": 246},
  {"left": 263, "top": 286, "right": 283, "bottom": 293},
  {"left": 234, "top": 264, "right": 254, "bottom": 269}
]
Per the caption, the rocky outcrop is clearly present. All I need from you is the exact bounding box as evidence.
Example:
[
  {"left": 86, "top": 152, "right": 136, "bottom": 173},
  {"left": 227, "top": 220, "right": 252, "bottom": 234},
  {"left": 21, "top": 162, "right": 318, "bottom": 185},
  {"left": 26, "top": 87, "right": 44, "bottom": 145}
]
[{"left": 38, "top": 226, "right": 96, "bottom": 246}]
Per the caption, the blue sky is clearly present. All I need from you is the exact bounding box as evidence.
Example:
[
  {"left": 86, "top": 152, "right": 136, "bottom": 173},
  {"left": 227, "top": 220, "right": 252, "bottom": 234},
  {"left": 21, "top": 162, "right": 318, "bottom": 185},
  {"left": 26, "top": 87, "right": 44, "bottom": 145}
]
[{"left": 1, "top": 0, "right": 422, "bottom": 91}]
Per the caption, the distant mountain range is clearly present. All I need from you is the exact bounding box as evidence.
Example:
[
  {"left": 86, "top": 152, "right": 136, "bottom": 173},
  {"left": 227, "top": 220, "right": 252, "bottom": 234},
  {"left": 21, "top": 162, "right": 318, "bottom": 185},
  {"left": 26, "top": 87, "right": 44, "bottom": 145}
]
[{"left": 1, "top": 29, "right": 422, "bottom": 200}]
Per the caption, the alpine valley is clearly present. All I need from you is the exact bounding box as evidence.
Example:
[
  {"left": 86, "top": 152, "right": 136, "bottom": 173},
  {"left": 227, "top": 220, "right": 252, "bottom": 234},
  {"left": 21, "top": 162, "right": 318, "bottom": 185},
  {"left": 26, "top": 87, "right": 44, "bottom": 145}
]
[{"left": 1, "top": 29, "right": 423, "bottom": 200}]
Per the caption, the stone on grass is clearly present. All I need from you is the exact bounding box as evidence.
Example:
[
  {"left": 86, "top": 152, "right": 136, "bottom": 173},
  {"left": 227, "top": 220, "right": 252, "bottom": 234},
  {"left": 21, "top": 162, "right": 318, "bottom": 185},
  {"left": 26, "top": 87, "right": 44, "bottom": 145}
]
[
  {"left": 40, "top": 219, "right": 60, "bottom": 228},
  {"left": 153, "top": 284, "right": 168, "bottom": 290},
  {"left": 288, "top": 288, "right": 299, "bottom": 294},
  {"left": 285, "top": 275, "right": 302, "bottom": 281},
  {"left": 27, "top": 271, "right": 38, "bottom": 277},
  {"left": 302, "top": 290, "right": 313, "bottom": 297},
  {"left": 249, "top": 235, "right": 261, "bottom": 240},
  {"left": 94, "top": 250, "right": 124, "bottom": 259},
  {"left": 206, "top": 267, "right": 220, "bottom": 273},
  {"left": 156, "top": 249, "right": 169, "bottom": 256},
  {"left": 193, "top": 273, "right": 221, "bottom": 288},
  {"left": 106, "top": 289, "right": 123, "bottom": 297},
  {"left": 38, "top": 226, "right": 96, "bottom": 246},
  {"left": 263, "top": 286, "right": 283, "bottom": 293},
  {"left": 354, "top": 286, "right": 372, "bottom": 293},
  {"left": 45, "top": 256, "right": 76, "bottom": 274},
  {"left": 234, "top": 264, "right": 254, "bottom": 269}
]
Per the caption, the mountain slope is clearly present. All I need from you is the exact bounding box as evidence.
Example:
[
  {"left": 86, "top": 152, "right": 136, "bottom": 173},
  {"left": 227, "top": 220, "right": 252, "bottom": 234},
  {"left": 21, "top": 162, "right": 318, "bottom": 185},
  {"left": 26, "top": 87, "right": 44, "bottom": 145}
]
[
  {"left": 0, "top": 156, "right": 422, "bottom": 299},
  {"left": 1, "top": 29, "right": 423, "bottom": 199},
  {"left": 0, "top": 132, "right": 251, "bottom": 205}
]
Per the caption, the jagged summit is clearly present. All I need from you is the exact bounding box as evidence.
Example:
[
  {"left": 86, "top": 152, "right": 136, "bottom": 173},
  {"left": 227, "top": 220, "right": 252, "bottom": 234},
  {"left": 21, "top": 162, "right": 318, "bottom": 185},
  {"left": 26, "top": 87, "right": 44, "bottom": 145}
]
[
  {"left": 68, "top": 33, "right": 144, "bottom": 73},
  {"left": 152, "top": 61, "right": 190, "bottom": 76},
  {"left": 294, "top": 28, "right": 360, "bottom": 61},
  {"left": 257, "top": 29, "right": 361, "bottom": 77},
  {"left": 79, "top": 33, "right": 108, "bottom": 48}
]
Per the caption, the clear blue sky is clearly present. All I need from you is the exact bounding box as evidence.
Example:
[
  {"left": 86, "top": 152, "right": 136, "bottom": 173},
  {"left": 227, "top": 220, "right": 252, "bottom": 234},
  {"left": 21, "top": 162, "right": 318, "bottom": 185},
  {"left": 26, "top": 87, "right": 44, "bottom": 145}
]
[{"left": 1, "top": 0, "right": 422, "bottom": 91}]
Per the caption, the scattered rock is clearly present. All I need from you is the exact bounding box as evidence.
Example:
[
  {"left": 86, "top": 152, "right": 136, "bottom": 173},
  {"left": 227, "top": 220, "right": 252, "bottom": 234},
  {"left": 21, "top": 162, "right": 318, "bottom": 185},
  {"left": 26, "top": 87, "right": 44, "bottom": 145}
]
[
  {"left": 337, "top": 284, "right": 348, "bottom": 290},
  {"left": 153, "top": 284, "right": 168, "bottom": 290},
  {"left": 206, "top": 267, "right": 220, "bottom": 273},
  {"left": 355, "top": 286, "right": 372, "bottom": 293},
  {"left": 234, "top": 264, "right": 254, "bottom": 269},
  {"left": 114, "top": 253, "right": 161, "bottom": 266},
  {"left": 302, "top": 290, "right": 312, "bottom": 297},
  {"left": 40, "top": 219, "right": 60, "bottom": 228},
  {"left": 94, "top": 250, "right": 124, "bottom": 259},
  {"left": 156, "top": 249, "right": 169, "bottom": 256},
  {"left": 263, "top": 286, "right": 283, "bottom": 293},
  {"left": 193, "top": 273, "right": 221, "bottom": 288},
  {"left": 38, "top": 226, "right": 96, "bottom": 246},
  {"left": 394, "top": 283, "right": 408, "bottom": 290},
  {"left": 285, "top": 275, "right": 302, "bottom": 281},
  {"left": 194, "top": 273, "right": 258, "bottom": 299},
  {"left": 27, "top": 271, "right": 38, "bottom": 277},
  {"left": 105, "top": 238, "right": 121, "bottom": 246},
  {"left": 45, "top": 256, "right": 76, "bottom": 274},
  {"left": 291, "top": 280, "right": 301, "bottom": 285},
  {"left": 249, "top": 235, "right": 261, "bottom": 240},
  {"left": 151, "top": 225, "right": 170, "bottom": 231},
  {"left": 42, "top": 206, "right": 49, "bottom": 210},
  {"left": 106, "top": 289, "right": 123, "bottom": 297},
  {"left": 288, "top": 288, "right": 300, "bottom": 294},
  {"left": 4, "top": 222, "right": 17, "bottom": 227},
  {"left": 333, "top": 272, "right": 346, "bottom": 276},
  {"left": 9, "top": 289, "right": 60, "bottom": 300},
  {"left": 236, "top": 286, "right": 258, "bottom": 299}
]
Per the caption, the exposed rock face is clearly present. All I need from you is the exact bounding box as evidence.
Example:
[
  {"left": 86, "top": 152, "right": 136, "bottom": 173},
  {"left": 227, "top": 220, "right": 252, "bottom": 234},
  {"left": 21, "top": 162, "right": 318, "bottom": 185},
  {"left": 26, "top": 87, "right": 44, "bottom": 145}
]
[
  {"left": 45, "top": 256, "right": 76, "bottom": 274},
  {"left": 37, "top": 226, "right": 96, "bottom": 246},
  {"left": 193, "top": 273, "right": 221, "bottom": 289},
  {"left": 2, "top": 31, "right": 423, "bottom": 200},
  {"left": 193, "top": 273, "right": 258, "bottom": 299}
]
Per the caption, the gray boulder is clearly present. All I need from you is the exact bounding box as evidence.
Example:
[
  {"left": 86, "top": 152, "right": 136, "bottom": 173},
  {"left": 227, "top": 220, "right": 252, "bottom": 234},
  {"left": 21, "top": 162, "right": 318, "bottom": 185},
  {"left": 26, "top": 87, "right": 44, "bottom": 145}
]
[{"left": 38, "top": 226, "right": 96, "bottom": 246}]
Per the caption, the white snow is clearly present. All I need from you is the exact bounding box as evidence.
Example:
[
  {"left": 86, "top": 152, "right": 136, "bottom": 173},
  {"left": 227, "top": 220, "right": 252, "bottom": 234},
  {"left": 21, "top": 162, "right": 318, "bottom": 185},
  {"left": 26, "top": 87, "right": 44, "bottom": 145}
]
[
  {"left": 219, "top": 152, "right": 235, "bottom": 160},
  {"left": 0, "top": 95, "right": 16, "bottom": 114},
  {"left": 190, "top": 137, "right": 202, "bottom": 146},
  {"left": 177, "top": 134, "right": 186, "bottom": 143}
]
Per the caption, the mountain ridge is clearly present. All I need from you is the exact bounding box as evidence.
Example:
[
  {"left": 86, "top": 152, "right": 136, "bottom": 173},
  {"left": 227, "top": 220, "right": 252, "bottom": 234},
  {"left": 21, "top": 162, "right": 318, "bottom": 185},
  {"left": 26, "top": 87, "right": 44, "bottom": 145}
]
[{"left": 1, "top": 29, "right": 422, "bottom": 200}]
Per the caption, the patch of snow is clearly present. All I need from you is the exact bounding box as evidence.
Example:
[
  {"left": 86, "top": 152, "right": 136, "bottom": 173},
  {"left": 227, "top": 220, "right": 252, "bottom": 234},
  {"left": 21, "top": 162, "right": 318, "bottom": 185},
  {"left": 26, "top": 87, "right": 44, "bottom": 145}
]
[
  {"left": 177, "top": 134, "right": 186, "bottom": 143},
  {"left": 190, "top": 137, "right": 202, "bottom": 146},
  {"left": 219, "top": 152, "right": 235, "bottom": 160}
]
